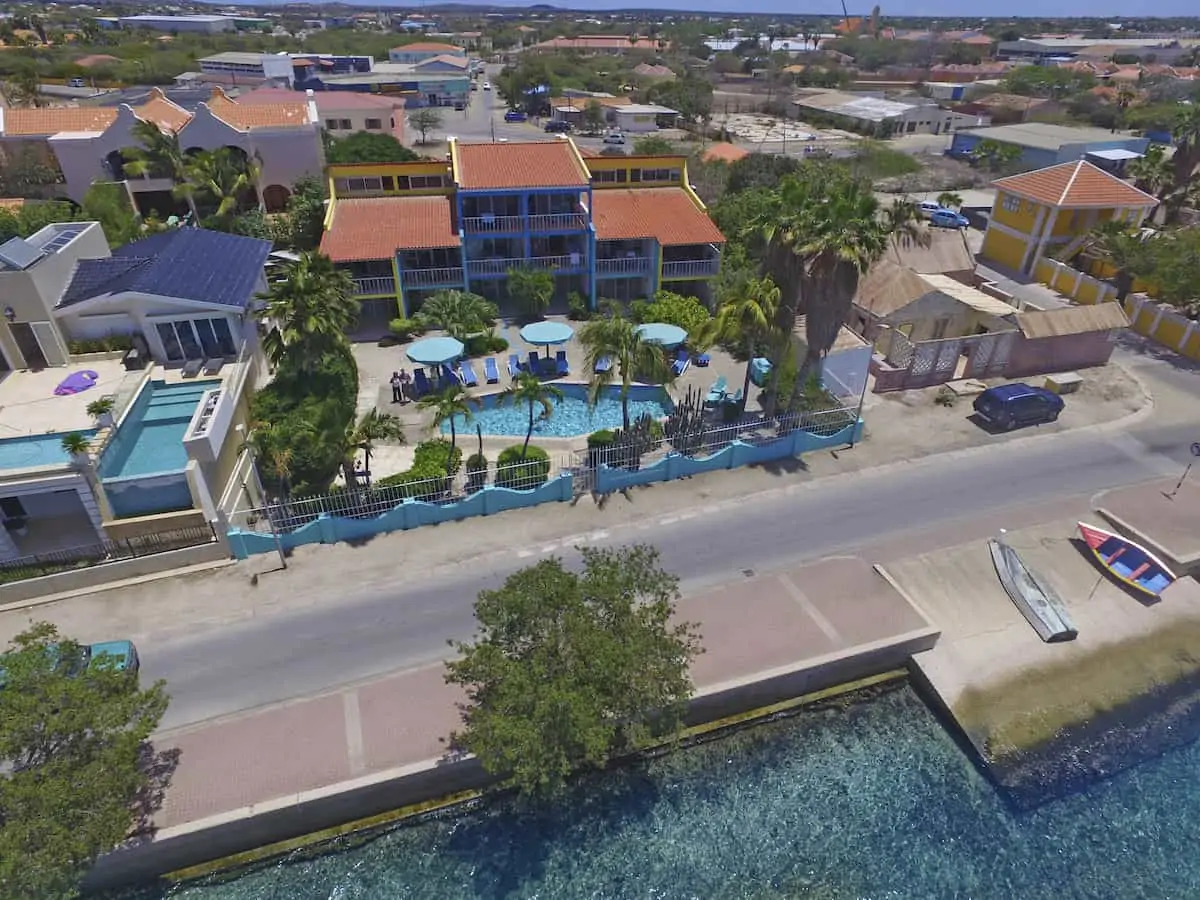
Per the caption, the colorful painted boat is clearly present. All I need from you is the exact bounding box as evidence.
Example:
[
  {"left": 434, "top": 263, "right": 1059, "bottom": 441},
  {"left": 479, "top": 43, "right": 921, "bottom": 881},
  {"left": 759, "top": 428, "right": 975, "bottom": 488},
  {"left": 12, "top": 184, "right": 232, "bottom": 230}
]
[{"left": 1077, "top": 522, "right": 1177, "bottom": 600}]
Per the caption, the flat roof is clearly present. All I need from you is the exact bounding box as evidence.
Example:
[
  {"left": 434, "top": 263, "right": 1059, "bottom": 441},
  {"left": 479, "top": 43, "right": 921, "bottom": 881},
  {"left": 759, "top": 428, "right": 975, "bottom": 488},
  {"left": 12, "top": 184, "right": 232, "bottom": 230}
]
[
  {"left": 200, "top": 51, "right": 273, "bottom": 65},
  {"left": 614, "top": 103, "right": 678, "bottom": 115},
  {"left": 319, "top": 72, "right": 466, "bottom": 86},
  {"left": 0, "top": 359, "right": 129, "bottom": 445},
  {"left": 794, "top": 90, "right": 919, "bottom": 122},
  {"left": 1087, "top": 148, "right": 1142, "bottom": 161},
  {"left": 960, "top": 122, "right": 1143, "bottom": 150}
]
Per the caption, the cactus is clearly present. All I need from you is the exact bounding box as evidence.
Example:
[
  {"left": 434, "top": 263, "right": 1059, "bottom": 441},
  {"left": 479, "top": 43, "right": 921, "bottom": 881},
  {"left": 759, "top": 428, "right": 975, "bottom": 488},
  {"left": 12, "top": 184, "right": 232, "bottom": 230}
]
[
  {"left": 664, "top": 384, "right": 708, "bottom": 456},
  {"left": 611, "top": 413, "right": 657, "bottom": 470}
]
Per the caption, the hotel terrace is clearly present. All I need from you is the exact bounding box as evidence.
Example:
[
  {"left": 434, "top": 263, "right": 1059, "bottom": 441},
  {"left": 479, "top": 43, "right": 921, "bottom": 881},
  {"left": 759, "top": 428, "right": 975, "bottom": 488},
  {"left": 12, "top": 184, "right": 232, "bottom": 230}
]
[{"left": 319, "top": 137, "right": 725, "bottom": 330}]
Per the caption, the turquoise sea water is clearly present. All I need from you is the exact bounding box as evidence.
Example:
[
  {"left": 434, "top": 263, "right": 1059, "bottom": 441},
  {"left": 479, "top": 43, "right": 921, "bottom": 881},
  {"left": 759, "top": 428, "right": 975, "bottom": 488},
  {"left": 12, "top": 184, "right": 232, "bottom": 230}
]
[{"left": 134, "top": 684, "right": 1200, "bottom": 900}]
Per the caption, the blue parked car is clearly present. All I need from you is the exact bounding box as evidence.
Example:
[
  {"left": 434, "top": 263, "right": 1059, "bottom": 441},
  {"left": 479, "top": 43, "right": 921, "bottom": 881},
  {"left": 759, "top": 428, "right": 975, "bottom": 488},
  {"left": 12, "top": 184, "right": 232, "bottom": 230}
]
[
  {"left": 930, "top": 208, "right": 970, "bottom": 229},
  {"left": 973, "top": 383, "right": 1064, "bottom": 431},
  {"left": 503, "top": 109, "right": 527, "bottom": 123}
]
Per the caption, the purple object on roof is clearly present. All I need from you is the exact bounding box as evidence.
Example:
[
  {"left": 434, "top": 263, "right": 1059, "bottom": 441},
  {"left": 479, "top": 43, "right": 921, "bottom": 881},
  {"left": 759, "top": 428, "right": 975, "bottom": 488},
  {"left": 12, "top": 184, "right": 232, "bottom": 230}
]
[{"left": 54, "top": 370, "right": 99, "bottom": 396}]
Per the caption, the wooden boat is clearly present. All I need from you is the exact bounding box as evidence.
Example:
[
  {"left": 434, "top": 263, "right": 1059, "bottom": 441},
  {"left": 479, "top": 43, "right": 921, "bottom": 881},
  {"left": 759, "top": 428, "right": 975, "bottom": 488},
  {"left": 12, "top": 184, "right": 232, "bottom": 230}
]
[
  {"left": 988, "top": 538, "right": 1078, "bottom": 642},
  {"left": 1077, "top": 522, "right": 1177, "bottom": 600}
]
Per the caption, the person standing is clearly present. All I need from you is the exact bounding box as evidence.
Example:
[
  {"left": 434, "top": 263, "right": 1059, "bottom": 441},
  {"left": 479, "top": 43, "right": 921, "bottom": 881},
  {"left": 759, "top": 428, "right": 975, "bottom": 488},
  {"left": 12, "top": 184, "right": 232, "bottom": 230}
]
[
  {"left": 390, "top": 371, "right": 403, "bottom": 403},
  {"left": 399, "top": 369, "right": 412, "bottom": 403}
]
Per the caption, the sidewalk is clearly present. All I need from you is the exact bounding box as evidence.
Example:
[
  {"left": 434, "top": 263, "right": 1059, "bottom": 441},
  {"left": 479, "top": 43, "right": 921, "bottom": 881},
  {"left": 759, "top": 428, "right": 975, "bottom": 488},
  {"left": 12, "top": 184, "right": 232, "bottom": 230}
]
[{"left": 151, "top": 556, "right": 935, "bottom": 831}]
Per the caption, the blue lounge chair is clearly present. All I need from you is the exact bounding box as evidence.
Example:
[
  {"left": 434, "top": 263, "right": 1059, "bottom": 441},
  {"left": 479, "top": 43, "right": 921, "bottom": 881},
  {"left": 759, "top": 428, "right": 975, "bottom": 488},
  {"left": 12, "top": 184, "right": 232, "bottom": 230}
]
[
  {"left": 705, "top": 376, "right": 727, "bottom": 407},
  {"left": 672, "top": 349, "right": 690, "bottom": 377},
  {"left": 440, "top": 363, "right": 460, "bottom": 386},
  {"left": 528, "top": 351, "right": 541, "bottom": 375},
  {"left": 459, "top": 360, "right": 479, "bottom": 387},
  {"left": 507, "top": 354, "right": 521, "bottom": 377},
  {"left": 555, "top": 349, "right": 569, "bottom": 376},
  {"left": 694, "top": 353, "right": 711, "bottom": 367},
  {"left": 594, "top": 355, "right": 613, "bottom": 374},
  {"left": 413, "top": 368, "right": 431, "bottom": 397},
  {"left": 484, "top": 357, "right": 500, "bottom": 384}
]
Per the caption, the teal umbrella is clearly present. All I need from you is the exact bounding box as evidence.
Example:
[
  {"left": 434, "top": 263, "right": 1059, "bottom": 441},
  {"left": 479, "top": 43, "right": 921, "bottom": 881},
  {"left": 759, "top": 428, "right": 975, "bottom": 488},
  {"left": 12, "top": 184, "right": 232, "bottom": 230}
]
[{"left": 406, "top": 337, "right": 465, "bottom": 366}]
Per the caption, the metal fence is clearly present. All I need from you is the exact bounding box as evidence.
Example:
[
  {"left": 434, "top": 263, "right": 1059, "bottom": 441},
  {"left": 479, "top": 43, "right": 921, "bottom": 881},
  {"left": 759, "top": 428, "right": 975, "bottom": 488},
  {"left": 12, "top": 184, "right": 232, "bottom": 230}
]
[{"left": 0, "top": 524, "right": 218, "bottom": 584}]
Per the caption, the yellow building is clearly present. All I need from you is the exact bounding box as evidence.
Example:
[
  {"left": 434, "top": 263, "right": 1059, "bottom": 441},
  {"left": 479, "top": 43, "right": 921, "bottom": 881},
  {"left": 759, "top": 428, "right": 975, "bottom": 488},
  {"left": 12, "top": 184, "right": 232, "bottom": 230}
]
[{"left": 979, "top": 160, "right": 1158, "bottom": 276}]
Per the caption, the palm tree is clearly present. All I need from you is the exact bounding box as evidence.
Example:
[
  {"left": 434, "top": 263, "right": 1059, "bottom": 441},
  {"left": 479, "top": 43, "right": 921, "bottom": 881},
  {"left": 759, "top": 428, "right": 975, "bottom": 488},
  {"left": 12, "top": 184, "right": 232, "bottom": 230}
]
[
  {"left": 758, "top": 168, "right": 903, "bottom": 410},
  {"left": 1, "top": 66, "right": 44, "bottom": 108},
  {"left": 418, "top": 383, "right": 480, "bottom": 464},
  {"left": 936, "top": 191, "right": 963, "bottom": 210},
  {"left": 701, "top": 276, "right": 781, "bottom": 406},
  {"left": 122, "top": 120, "right": 199, "bottom": 222},
  {"left": 1066, "top": 220, "right": 1156, "bottom": 301},
  {"left": 499, "top": 371, "right": 562, "bottom": 459},
  {"left": 415, "top": 289, "right": 498, "bottom": 339},
  {"left": 256, "top": 252, "right": 359, "bottom": 371},
  {"left": 241, "top": 420, "right": 303, "bottom": 499},
  {"left": 579, "top": 315, "right": 671, "bottom": 430},
  {"left": 882, "top": 197, "right": 930, "bottom": 255},
  {"left": 186, "top": 147, "right": 259, "bottom": 220},
  {"left": 343, "top": 409, "right": 405, "bottom": 486},
  {"left": 1129, "top": 143, "right": 1172, "bottom": 199}
]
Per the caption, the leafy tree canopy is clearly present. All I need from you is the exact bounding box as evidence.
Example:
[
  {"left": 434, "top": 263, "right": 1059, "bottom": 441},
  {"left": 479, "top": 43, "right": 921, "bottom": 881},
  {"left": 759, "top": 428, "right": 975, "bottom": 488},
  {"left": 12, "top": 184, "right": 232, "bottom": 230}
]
[
  {"left": 445, "top": 545, "right": 702, "bottom": 795},
  {"left": 632, "top": 135, "right": 676, "bottom": 156},
  {"left": 325, "top": 131, "right": 420, "bottom": 165},
  {"left": 642, "top": 290, "right": 712, "bottom": 338},
  {"left": 0, "top": 623, "right": 169, "bottom": 900}
]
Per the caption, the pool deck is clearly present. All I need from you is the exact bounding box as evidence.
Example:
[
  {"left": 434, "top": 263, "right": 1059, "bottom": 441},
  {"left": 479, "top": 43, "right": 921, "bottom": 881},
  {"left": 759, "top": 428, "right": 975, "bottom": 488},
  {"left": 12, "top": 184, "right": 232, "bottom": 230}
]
[
  {"left": 0, "top": 359, "right": 131, "bottom": 442},
  {"left": 90, "top": 556, "right": 937, "bottom": 887}
]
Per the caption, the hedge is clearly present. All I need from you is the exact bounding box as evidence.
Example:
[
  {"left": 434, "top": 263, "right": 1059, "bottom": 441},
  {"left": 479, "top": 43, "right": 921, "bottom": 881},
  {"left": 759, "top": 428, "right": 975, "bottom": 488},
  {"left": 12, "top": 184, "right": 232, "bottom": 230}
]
[{"left": 495, "top": 445, "right": 551, "bottom": 490}]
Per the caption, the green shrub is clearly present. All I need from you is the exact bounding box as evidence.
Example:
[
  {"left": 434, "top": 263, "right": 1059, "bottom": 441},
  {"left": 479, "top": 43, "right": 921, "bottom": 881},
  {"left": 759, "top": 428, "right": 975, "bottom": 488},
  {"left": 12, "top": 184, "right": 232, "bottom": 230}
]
[
  {"left": 464, "top": 331, "right": 509, "bottom": 357},
  {"left": 388, "top": 317, "right": 425, "bottom": 341},
  {"left": 373, "top": 467, "right": 448, "bottom": 500},
  {"left": 495, "top": 445, "right": 551, "bottom": 489},
  {"left": 587, "top": 429, "right": 616, "bottom": 448},
  {"left": 466, "top": 452, "right": 489, "bottom": 491},
  {"left": 567, "top": 292, "right": 592, "bottom": 321},
  {"left": 487, "top": 333, "right": 509, "bottom": 352},
  {"left": 628, "top": 299, "right": 652, "bottom": 324},
  {"left": 413, "top": 438, "right": 463, "bottom": 476},
  {"left": 68, "top": 335, "right": 135, "bottom": 354}
]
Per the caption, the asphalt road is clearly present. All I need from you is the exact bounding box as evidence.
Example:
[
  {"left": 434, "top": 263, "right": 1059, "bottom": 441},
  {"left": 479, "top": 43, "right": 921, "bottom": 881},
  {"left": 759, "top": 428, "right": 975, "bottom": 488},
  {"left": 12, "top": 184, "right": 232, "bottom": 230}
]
[{"left": 148, "top": 404, "right": 1197, "bottom": 731}]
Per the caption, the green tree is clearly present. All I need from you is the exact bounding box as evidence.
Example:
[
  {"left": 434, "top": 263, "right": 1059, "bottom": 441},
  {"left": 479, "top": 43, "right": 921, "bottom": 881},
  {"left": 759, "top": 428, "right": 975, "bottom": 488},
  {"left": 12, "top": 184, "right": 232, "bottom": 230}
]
[
  {"left": 257, "top": 252, "right": 359, "bottom": 372},
  {"left": 284, "top": 176, "right": 326, "bottom": 251},
  {"left": 343, "top": 408, "right": 405, "bottom": 486},
  {"left": 0, "top": 65, "right": 44, "bottom": 108},
  {"left": 187, "top": 147, "right": 258, "bottom": 222},
  {"left": 499, "top": 371, "right": 562, "bottom": 459},
  {"left": 632, "top": 135, "right": 676, "bottom": 156},
  {"left": 325, "top": 131, "right": 420, "bottom": 165},
  {"left": 969, "top": 139, "right": 1022, "bottom": 173},
  {"left": 409, "top": 106, "right": 443, "bottom": 145},
  {"left": 701, "top": 276, "right": 781, "bottom": 404},
  {"left": 0, "top": 146, "right": 61, "bottom": 197},
  {"left": 1128, "top": 143, "right": 1173, "bottom": 202},
  {"left": 642, "top": 290, "right": 711, "bottom": 338},
  {"left": 1165, "top": 105, "right": 1200, "bottom": 223},
  {"left": 80, "top": 182, "right": 141, "bottom": 247},
  {"left": 1067, "top": 220, "right": 1157, "bottom": 301},
  {"left": 579, "top": 314, "right": 672, "bottom": 430},
  {"left": 582, "top": 99, "right": 606, "bottom": 134},
  {"left": 418, "top": 383, "right": 479, "bottom": 464},
  {"left": 444, "top": 544, "right": 702, "bottom": 795},
  {"left": 1149, "top": 228, "right": 1200, "bottom": 317},
  {"left": 122, "top": 120, "right": 199, "bottom": 222},
  {"left": 416, "top": 289, "right": 497, "bottom": 339},
  {"left": 936, "top": 191, "right": 963, "bottom": 210},
  {"left": 758, "top": 167, "right": 904, "bottom": 408},
  {"left": 506, "top": 266, "right": 555, "bottom": 317},
  {"left": 0, "top": 623, "right": 170, "bottom": 899}
]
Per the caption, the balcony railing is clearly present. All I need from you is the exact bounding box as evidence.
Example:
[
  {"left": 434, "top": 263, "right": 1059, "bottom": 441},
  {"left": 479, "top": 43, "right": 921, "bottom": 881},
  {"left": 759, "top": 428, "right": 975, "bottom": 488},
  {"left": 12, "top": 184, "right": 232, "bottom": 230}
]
[
  {"left": 462, "top": 214, "right": 523, "bottom": 234},
  {"left": 352, "top": 276, "right": 398, "bottom": 296},
  {"left": 597, "top": 257, "right": 650, "bottom": 276},
  {"left": 468, "top": 256, "right": 582, "bottom": 277},
  {"left": 528, "top": 212, "right": 588, "bottom": 232},
  {"left": 661, "top": 258, "right": 720, "bottom": 279},
  {"left": 400, "top": 266, "right": 465, "bottom": 288}
]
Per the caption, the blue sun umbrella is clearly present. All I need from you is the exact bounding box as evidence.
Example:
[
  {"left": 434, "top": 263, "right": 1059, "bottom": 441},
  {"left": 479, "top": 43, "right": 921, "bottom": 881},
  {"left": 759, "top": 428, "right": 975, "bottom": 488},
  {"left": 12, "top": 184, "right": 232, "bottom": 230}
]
[
  {"left": 519, "top": 320, "right": 575, "bottom": 355},
  {"left": 406, "top": 336, "right": 465, "bottom": 367},
  {"left": 636, "top": 322, "right": 688, "bottom": 349}
]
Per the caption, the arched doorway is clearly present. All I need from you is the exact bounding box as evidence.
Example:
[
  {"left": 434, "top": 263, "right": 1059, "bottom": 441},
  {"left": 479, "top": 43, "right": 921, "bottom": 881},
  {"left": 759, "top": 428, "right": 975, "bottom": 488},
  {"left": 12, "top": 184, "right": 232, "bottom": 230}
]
[
  {"left": 262, "top": 184, "right": 291, "bottom": 213},
  {"left": 103, "top": 149, "right": 127, "bottom": 180}
]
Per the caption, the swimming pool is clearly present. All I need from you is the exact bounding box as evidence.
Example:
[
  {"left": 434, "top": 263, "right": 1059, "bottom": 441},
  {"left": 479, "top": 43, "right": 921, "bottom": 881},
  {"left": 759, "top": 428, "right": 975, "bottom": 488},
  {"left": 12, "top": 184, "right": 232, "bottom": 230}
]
[
  {"left": 98, "top": 380, "right": 219, "bottom": 479},
  {"left": 0, "top": 431, "right": 98, "bottom": 471},
  {"left": 441, "top": 383, "right": 673, "bottom": 438}
]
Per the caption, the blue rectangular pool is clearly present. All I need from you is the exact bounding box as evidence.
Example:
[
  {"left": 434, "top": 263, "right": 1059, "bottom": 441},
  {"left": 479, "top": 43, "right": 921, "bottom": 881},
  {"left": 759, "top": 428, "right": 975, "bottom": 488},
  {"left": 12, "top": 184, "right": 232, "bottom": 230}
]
[
  {"left": 442, "top": 383, "right": 673, "bottom": 438},
  {"left": 99, "top": 380, "right": 219, "bottom": 479},
  {"left": 0, "top": 430, "right": 98, "bottom": 471}
]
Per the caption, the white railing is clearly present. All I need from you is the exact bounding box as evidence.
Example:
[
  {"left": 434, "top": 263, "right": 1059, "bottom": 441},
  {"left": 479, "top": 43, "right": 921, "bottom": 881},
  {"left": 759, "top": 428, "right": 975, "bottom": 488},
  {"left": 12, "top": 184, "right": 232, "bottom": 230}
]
[
  {"left": 528, "top": 212, "right": 588, "bottom": 231},
  {"left": 661, "top": 258, "right": 720, "bottom": 279},
  {"left": 468, "top": 256, "right": 582, "bottom": 276},
  {"left": 462, "top": 214, "right": 523, "bottom": 233},
  {"left": 400, "top": 266, "right": 465, "bottom": 287},
  {"left": 352, "top": 275, "right": 397, "bottom": 296},
  {"left": 597, "top": 257, "right": 650, "bottom": 275}
]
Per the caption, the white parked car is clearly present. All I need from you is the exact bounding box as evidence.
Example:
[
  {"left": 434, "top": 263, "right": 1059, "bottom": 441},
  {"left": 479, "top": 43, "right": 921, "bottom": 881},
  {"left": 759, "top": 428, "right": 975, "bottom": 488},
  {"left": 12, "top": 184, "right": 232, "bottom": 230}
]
[
  {"left": 917, "top": 200, "right": 941, "bottom": 218},
  {"left": 483, "top": 81, "right": 491, "bottom": 91},
  {"left": 603, "top": 131, "right": 626, "bottom": 145}
]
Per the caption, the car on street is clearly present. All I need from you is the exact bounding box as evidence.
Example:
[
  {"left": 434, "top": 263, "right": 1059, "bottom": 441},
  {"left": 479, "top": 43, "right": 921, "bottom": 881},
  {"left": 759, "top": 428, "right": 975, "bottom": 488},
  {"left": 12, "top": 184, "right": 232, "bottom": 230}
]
[
  {"left": 603, "top": 131, "right": 626, "bottom": 145},
  {"left": 917, "top": 200, "right": 942, "bottom": 218},
  {"left": 68, "top": 77, "right": 87, "bottom": 88},
  {"left": 972, "top": 383, "right": 1064, "bottom": 431},
  {"left": 482, "top": 81, "right": 491, "bottom": 91},
  {"left": 0, "top": 639, "right": 140, "bottom": 689},
  {"left": 544, "top": 120, "right": 572, "bottom": 133},
  {"left": 504, "top": 109, "right": 528, "bottom": 123},
  {"left": 930, "top": 209, "right": 970, "bottom": 229}
]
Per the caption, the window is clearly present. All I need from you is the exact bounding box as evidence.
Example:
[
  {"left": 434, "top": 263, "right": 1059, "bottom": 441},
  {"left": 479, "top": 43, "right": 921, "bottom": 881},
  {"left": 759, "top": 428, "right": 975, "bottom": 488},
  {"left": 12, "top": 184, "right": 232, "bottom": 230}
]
[
  {"left": 409, "top": 175, "right": 444, "bottom": 189},
  {"left": 338, "top": 119, "right": 352, "bottom": 130},
  {"left": 344, "top": 176, "right": 383, "bottom": 193},
  {"left": 155, "top": 318, "right": 237, "bottom": 363},
  {"left": 591, "top": 169, "right": 627, "bottom": 184},
  {"left": 1002, "top": 195, "right": 1021, "bottom": 214},
  {"left": 325, "top": 118, "right": 340, "bottom": 130},
  {"left": 381, "top": 175, "right": 395, "bottom": 191},
  {"left": 365, "top": 118, "right": 383, "bottom": 130}
]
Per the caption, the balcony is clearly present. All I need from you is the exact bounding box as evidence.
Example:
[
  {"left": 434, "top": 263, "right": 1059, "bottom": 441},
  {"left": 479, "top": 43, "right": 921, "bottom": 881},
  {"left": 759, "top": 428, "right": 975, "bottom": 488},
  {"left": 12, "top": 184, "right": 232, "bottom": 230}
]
[
  {"left": 597, "top": 257, "right": 650, "bottom": 276},
  {"left": 661, "top": 258, "right": 720, "bottom": 280},
  {"left": 528, "top": 212, "right": 588, "bottom": 232},
  {"left": 462, "top": 214, "right": 523, "bottom": 234},
  {"left": 352, "top": 276, "right": 398, "bottom": 296},
  {"left": 400, "top": 266, "right": 465, "bottom": 288},
  {"left": 467, "top": 256, "right": 582, "bottom": 277}
]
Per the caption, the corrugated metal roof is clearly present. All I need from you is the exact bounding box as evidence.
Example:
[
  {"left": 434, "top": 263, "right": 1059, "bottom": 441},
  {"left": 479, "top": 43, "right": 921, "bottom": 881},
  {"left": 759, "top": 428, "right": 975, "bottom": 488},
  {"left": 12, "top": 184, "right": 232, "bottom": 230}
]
[
  {"left": 853, "top": 259, "right": 935, "bottom": 317},
  {"left": 590, "top": 188, "right": 724, "bottom": 246},
  {"left": 922, "top": 275, "right": 1020, "bottom": 318},
  {"left": 320, "top": 196, "right": 459, "bottom": 262},
  {"left": 1015, "top": 302, "right": 1129, "bottom": 339}
]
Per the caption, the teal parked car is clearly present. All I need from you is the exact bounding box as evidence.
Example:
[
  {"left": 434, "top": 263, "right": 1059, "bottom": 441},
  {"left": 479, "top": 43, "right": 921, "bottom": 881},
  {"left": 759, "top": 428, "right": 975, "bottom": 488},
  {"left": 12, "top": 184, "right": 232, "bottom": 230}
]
[{"left": 0, "top": 639, "right": 139, "bottom": 688}]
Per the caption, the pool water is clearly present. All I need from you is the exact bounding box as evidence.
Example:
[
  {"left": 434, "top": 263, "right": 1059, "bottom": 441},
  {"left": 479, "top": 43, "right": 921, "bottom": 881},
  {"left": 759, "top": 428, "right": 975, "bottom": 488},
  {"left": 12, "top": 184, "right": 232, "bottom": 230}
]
[
  {"left": 133, "top": 683, "right": 1200, "bottom": 899},
  {"left": 99, "top": 380, "right": 218, "bottom": 479},
  {"left": 0, "top": 430, "right": 98, "bottom": 471},
  {"left": 441, "top": 383, "right": 673, "bottom": 438}
]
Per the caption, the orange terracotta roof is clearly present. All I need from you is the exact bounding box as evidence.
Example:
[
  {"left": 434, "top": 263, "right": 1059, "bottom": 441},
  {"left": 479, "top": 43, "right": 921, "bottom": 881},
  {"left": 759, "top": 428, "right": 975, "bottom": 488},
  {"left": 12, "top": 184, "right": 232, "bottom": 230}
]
[
  {"left": 702, "top": 142, "right": 749, "bottom": 164},
  {"left": 591, "top": 188, "right": 724, "bottom": 246},
  {"left": 134, "top": 89, "right": 191, "bottom": 133},
  {"left": 454, "top": 141, "right": 589, "bottom": 191},
  {"left": 206, "top": 91, "right": 311, "bottom": 130},
  {"left": 1, "top": 106, "right": 118, "bottom": 136},
  {"left": 391, "top": 41, "right": 462, "bottom": 52},
  {"left": 320, "top": 196, "right": 459, "bottom": 262},
  {"left": 993, "top": 160, "right": 1158, "bottom": 209}
]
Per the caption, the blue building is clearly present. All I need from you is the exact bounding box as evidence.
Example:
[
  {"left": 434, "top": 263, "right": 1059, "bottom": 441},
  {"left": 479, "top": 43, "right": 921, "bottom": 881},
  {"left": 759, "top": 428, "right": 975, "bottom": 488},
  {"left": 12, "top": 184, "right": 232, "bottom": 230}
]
[{"left": 948, "top": 123, "right": 1150, "bottom": 172}]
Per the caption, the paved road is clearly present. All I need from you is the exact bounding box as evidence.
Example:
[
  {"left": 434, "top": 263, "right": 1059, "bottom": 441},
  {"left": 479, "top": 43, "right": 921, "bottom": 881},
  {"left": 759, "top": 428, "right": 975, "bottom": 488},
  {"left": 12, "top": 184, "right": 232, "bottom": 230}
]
[{"left": 147, "top": 395, "right": 1196, "bottom": 730}]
